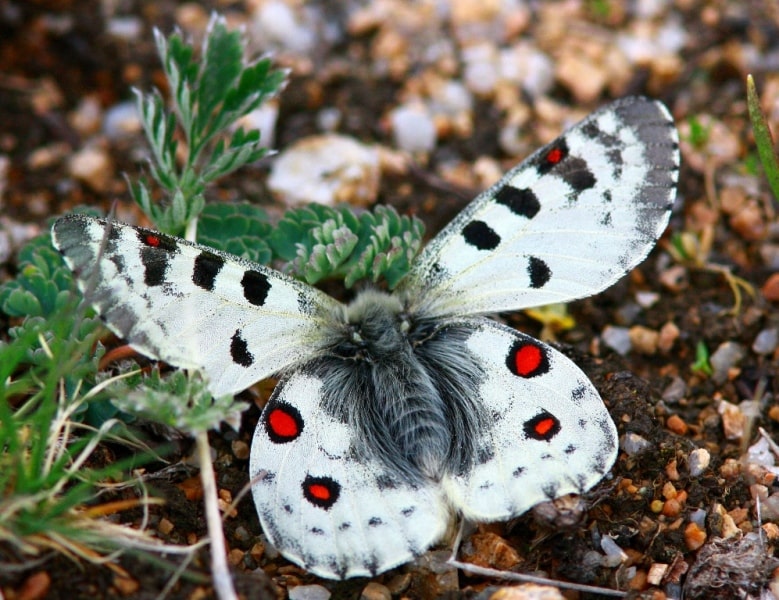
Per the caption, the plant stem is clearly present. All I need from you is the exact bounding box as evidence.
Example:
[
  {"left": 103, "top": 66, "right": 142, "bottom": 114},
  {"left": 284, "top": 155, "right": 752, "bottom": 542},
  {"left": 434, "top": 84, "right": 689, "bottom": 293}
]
[{"left": 196, "top": 430, "right": 238, "bottom": 600}]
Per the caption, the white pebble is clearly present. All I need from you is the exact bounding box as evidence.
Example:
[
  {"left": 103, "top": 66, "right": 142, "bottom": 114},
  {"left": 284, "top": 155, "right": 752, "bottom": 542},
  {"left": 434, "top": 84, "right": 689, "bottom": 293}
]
[
  {"left": 600, "top": 535, "right": 628, "bottom": 567},
  {"left": 601, "top": 325, "right": 631, "bottom": 356},
  {"left": 688, "top": 448, "right": 711, "bottom": 477},
  {"left": 288, "top": 584, "right": 331, "bottom": 600},
  {"left": 107, "top": 16, "right": 143, "bottom": 41},
  {"left": 68, "top": 145, "right": 114, "bottom": 192},
  {"left": 709, "top": 341, "right": 745, "bottom": 384},
  {"left": 103, "top": 101, "right": 142, "bottom": 140},
  {"left": 662, "top": 376, "right": 687, "bottom": 404},
  {"left": 752, "top": 328, "right": 778, "bottom": 355},
  {"left": 390, "top": 105, "right": 437, "bottom": 153},
  {"left": 268, "top": 134, "right": 380, "bottom": 206},
  {"left": 635, "top": 290, "right": 660, "bottom": 308},
  {"left": 621, "top": 432, "right": 652, "bottom": 456},
  {"left": 760, "top": 493, "right": 779, "bottom": 522},
  {"left": 252, "top": 0, "right": 316, "bottom": 53}
]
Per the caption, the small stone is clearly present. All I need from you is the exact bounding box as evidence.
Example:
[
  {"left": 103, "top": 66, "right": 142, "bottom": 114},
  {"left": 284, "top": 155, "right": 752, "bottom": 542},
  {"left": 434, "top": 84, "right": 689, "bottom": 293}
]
[
  {"left": 389, "top": 104, "right": 437, "bottom": 153},
  {"left": 709, "top": 341, "right": 745, "bottom": 384},
  {"left": 659, "top": 264, "right": 688, "bottom": 292},
  {"left": 231, "top": 440, "right": 250, "bottom": 460},
  {"left": 600, "top": 535, "right": 628, "bottom": 567},
  {"left": 621, "top": 432, "right": 652, "bottom": 455},
  {"left": 688, "top": 448, "right": 711, "bottom": 476},
  {"left": 760, "top": 493, "right": 779, "bottom": 521},
  {"left": 103, "top": 101, "right": 142, "bottom": 140},
  {"left": 68, "top": 145, "right": 114, "bottom": 192},
  {"left": 360, "top": 581, "right": 392, "bottom": 600},
  {"left": 662, "top": 376, "right": 687, "bottom": 404},
  {"left": 666, "top": 414, "right": 689, "bottom": 436},
  {"left": 249, "top": 541, "right": 265, "bottom": 562},
  {"left": 463, "top": 532, "right": 521, "bottom": 571},
  {"left": 762, "top": 273, "right": 779, "bottom": 302},
  {"left": 753, "top": 328, "right": 779, "bottom": 355},
  {"left": 602, "top": 325, "right": 631, "bottom": 356},
  {"left": 488, "top": 584, "right": 564, "bottom": 599},
  {"left": 555, "top": 52, "right": 608, "bottom": 103},
  {"left": 158, "top": 518, "right": 174, "bottom": 535},
  {"left": 288, "top": 584, "right": 331, "bottom": 600},
  {"left": 719, "top": 400, "right": 746, "bottom": 440},
  {"left": 68, "top": 95, "right": 103, "bottom": 137},
  {"left": 635, "top": 290, "right": 660, "bottom": 308},
  {"left": 629, "top": 325, "right": 659, "bottom": 355},
  {"left": 657, "top": 321, "right": 680, "bottom": 353},
  {"left": 107, "top": 15, "right": 143, "bottom": 41},
  {"left": 268, "top": 134, "right": 380, "bottom": 207},
  {"left": 684, "top": 521, "right": 707, "bottom": 550},
  {"left": 113, "top": 574, "right": 139, "bottom": 596},
  {"left": 228, "top": 548, "right": 244, "bottom": 566},
  {"left": 647, "top": 562, "right": 669, "bottom": 586},
  {"left": 17, "top": 571, "right": 51, "bottom": 600}
]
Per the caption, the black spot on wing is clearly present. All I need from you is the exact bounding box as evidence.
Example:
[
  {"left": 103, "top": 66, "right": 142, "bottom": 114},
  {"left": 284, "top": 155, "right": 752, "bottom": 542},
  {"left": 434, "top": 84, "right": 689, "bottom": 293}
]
[
  {"left": 559, "top": 156, "right": 597, "bottom": 193},
  {"left": 137, "top": 231, "right": 178, "bottom": 287},
  {"left": 193, "top": 251, "right": 224, "bottom": 291},
  {"left": 230, "top": 329, "right": 254, "bottom": 367},
  {"left": 462, "top": 220, "right": 500, "bottom": 250},
  {"left": 242, "top": 270, "right": 271, "bottom": 306},
  {"left": 495, "top": 186, "right": 540, "bottom": 219},
  {"left": 527, "top": 256, "right": 551, "bottom": 288}
]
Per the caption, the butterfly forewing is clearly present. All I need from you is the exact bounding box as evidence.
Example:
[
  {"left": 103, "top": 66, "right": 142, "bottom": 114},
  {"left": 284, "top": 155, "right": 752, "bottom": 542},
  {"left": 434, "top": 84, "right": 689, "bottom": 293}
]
[
  {"left": 399, "top": 96, "right": 679, "bottom": 319},
  {"left": 52, "top": 215, "right": 342, "bottom": 396}
]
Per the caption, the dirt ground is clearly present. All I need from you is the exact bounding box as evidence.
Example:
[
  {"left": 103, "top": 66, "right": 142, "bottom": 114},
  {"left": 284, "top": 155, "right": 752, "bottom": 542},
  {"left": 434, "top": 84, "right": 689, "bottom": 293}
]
[{"left": 2, "top": 1, "right": 779, "bottom": 599}]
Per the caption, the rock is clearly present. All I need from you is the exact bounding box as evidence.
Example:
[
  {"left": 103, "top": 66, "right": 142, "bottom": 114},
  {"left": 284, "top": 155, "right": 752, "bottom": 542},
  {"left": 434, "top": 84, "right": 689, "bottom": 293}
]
[
  {"left": 689, "top": 448, "right": 711, "bottom": 476},
  {"left": 601, "top": 325, "right": 631, "bottom": 356},
  {"left": 268, "top": 134, "right": 380, "bottom": 206},
  {"left": 68, "top": 145, "right": 114, "bottom": 192},
  {"left": 288, "top": 584, "right": 331, "bottom": 600},
  {"left": 752, "top": 328, "right": 779, "bottom": 355},
  {"left": 389, "top": 104, "right": 438, "bottom": 153},
  {"left": 621, "top": 432, "right": 652, "bottom": 455},
  {"left": 709, "top": 341, "right": 745, "bottom": 383},
  {"left": 360, "top": 581, "right": 391, "bottom": 600},
  {"left": 762, "top": 273, "right": 779, "bottom": 302}
]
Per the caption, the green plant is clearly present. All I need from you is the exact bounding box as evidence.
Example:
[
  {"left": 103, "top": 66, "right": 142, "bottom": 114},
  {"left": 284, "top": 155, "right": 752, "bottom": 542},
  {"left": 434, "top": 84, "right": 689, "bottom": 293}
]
[
  {"left": 746, "top": 74, "right": 779, "bottom": 203},
  {"left": 269, "top": 204, "right": 424, "bottom": 288},
  {"left": 691, "top": 341, "right": 713, "bottom": 376},
  {"left": 131, "top": 15, "right": 285, "bottom": 236},
  {"left": 684, "top": 115, "right": 712, "bottom": 149}
]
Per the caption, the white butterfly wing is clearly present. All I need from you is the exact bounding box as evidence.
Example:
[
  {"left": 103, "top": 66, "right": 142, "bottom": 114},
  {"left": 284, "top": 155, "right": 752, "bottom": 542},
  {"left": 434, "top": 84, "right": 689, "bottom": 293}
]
[
  {"left": 442, "top": 320, "right": 617, "bottom": 520},
  {"left": 399, "top": 97, "right": 679, "bottom": 319},
  {"left": 250, "top": 371, "right": 449, "bottom": 579},
  {"left": 52, "top": 215, "right": 342, "bottom": 396}
]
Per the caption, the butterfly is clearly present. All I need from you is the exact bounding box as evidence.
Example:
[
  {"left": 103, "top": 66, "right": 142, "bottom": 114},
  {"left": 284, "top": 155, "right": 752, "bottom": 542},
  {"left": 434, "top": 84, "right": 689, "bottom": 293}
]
[{"left": 52, "top": 96, "right": 679, "bottom": 579}]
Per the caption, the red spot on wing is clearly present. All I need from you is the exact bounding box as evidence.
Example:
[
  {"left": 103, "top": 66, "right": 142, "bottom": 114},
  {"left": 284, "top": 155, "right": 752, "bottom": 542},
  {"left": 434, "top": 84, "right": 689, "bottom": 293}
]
[
  {"left": 268, "top": 408, "right": 299, "bottom": 438},
  {"left": 534, "top": 417, "right": 556, "bottom": 437},
  {"left": 506, "top": 339, "right": 549, "bottom": 378},
  {"left": 524, "top": 411, "right": 561, "bottom": 441},
  {"left": 264, "top": 401, "right": 304, "bottom": 444},
  {"left": 545, "top": 146, "right": 564, "bottom": 165},
  {"left": 302, "top": 475, "right": 340, "bottom": 509},
  {"left": 308, "top": 483, "right": 331, "bottom": 501},
  {"left": 144, "top": 234, "right": 161, "bottom": 247}
]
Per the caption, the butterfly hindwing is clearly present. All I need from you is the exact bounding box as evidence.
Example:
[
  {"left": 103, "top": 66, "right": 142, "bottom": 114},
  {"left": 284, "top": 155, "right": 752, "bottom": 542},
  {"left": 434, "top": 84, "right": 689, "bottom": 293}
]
[
  {"left": 399, "top": 96, "right": 679, "bottom": 318},
  {"left": 441, "top": 320, "right": 617, "bottom": 520},
  {"left": 52, "top": 215, "right": 342, "bottom": 396},
  {"left": 250, "top": 370, "right": 449, "bottom": 579}
]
